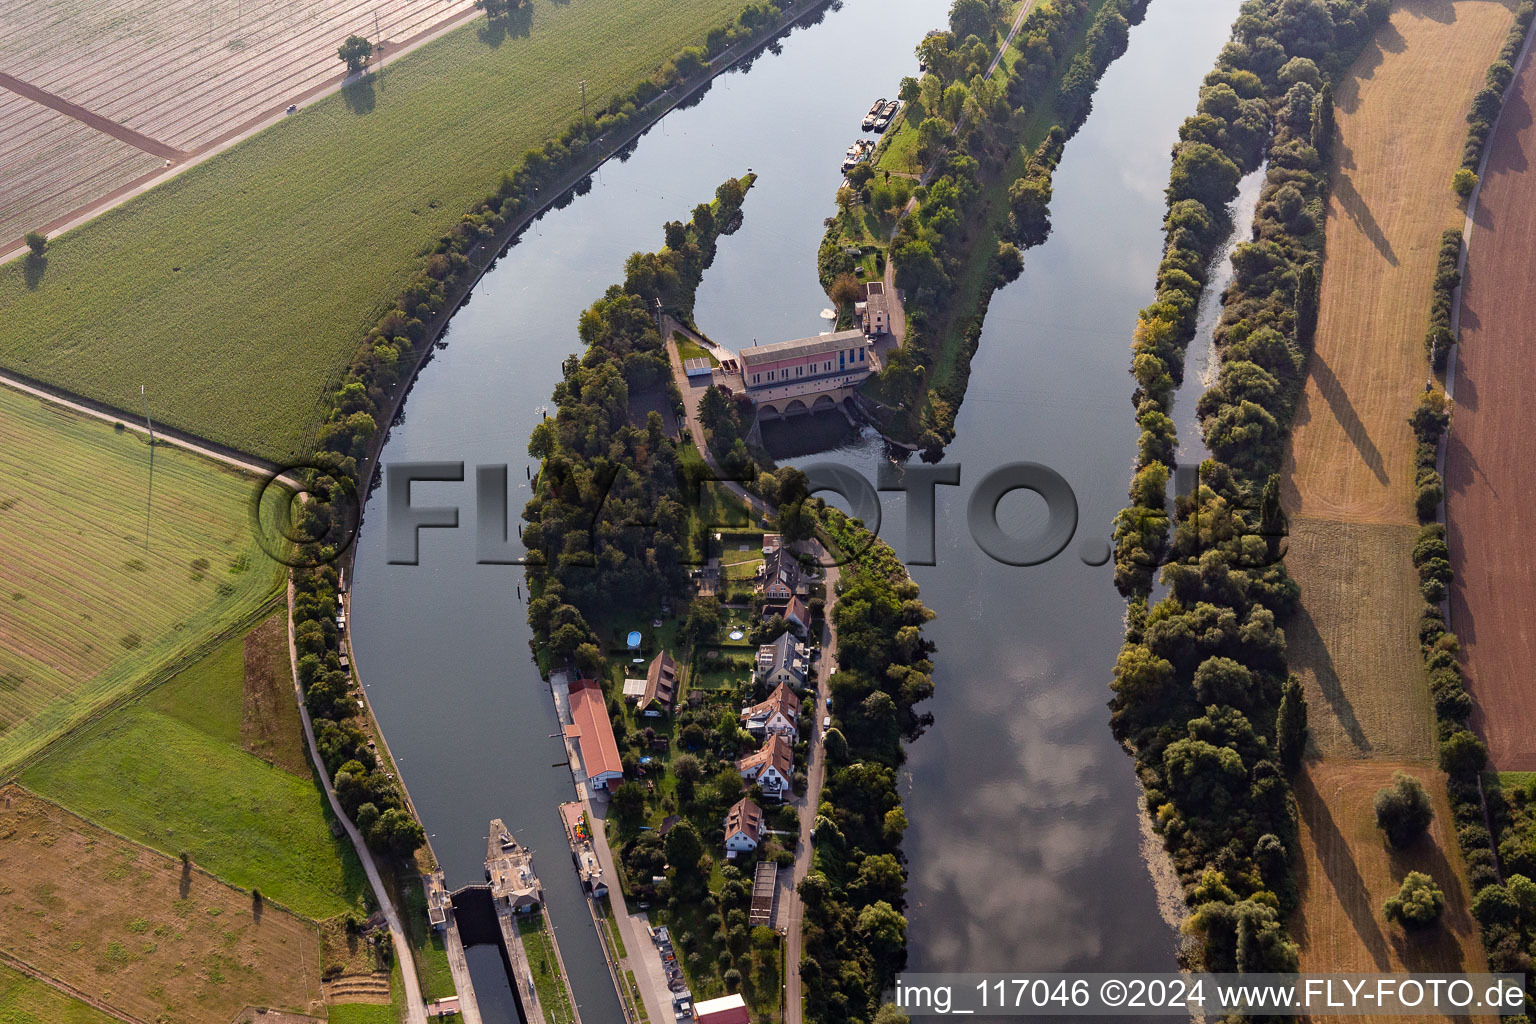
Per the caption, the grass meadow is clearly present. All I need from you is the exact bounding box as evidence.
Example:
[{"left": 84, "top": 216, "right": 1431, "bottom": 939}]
[
  {"left": 0, "top": 384, "right": 285, "bottom": 771},
  {"left": 0, "top": 963, "right": 119, "bottom": 1024},
  {"left": 0, "top": 0, "right": 752, "bottom": 461},
  {"left": 21, "top": 634, "right": 369, "bottom": 920}
]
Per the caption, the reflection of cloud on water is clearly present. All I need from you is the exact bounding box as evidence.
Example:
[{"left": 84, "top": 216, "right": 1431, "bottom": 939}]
[{"left": 905, "top": 631, "right": 1128, "bottom": 972}]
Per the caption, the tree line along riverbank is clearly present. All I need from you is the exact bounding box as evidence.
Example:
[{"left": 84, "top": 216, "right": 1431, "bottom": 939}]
[{"left": 819, "top": 0, "right": 1148, "bottom": 450}]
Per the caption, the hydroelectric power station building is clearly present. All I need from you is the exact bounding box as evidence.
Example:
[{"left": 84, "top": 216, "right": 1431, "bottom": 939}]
[{"left": 736, "top": 328, "right": 873, "bottom": 418}]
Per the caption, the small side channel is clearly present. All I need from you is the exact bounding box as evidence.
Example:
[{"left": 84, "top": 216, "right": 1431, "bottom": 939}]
[{"left": 1170, "top": 163, "right": 1267, "bottom": 469}]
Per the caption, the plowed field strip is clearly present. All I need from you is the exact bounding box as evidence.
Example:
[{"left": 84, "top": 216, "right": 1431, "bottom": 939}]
[{"left": 1445, "top": 27, "right": 1536, "bottom": 771}]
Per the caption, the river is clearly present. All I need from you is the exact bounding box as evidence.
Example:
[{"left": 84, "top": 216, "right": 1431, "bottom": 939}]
[{"left": 349, "top": 0, "right": 1241, "bottom": 1017}]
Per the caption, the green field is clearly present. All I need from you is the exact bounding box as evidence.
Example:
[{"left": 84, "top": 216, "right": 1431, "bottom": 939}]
[
  {"left": 0, "top": 384, "right": 286, "bottom": 771},
  {"left": 0, "top": 0, "right": 753, "bottom": 461},
  {"left": 0, "top": 964, "right": 118, "bottom": 1024},
  {"left": 21, "top": 657, "right": 369, "bottom": 919}
]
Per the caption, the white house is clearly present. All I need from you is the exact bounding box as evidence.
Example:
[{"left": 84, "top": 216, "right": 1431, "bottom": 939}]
[
  {"left": 756, "top": 631, "right": 809, "bottom": 689},
  {"left": 723, "top": 797, "right": 764, "bottom": 854},
  {"left": 741, "top": 682, "right": 800, "bottom": 739},
  {"left": 737, "top": 734, "right": 793, "bottom": 800}
]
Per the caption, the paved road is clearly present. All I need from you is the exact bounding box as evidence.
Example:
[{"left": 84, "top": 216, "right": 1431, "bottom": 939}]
[
  {"left": 285, "top": 582, "right": 427, "bottom": 1024},
  {"left": 781, "top": 555, "right": 840, "bottom": 1024},
  {"left": 550, "top": 671, "right": 676, "bottom": 1024}
]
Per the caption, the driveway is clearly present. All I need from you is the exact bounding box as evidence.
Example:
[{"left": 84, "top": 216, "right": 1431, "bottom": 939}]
[{"left": 780, "top": 555, "right": 840, "bottom": 1024}]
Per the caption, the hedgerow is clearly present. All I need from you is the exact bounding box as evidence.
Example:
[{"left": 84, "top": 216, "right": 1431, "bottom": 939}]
[
  {"left": 1461, "top": 1, "right": 1535, "bottom": 172},
  {"left": 1109, "top": 0, "right": 1389, "bottom": 974}
]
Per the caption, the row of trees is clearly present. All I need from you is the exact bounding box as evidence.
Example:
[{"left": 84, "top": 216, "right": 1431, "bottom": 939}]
[
  {"left": 292, "top": 563, "right": 426, "bottom": 861},
  {"left": 1424, "top": 229, "right": 1462, "bottom": 372},
  {"left": 872, "top": 0, "right": 1148, "bottom": 448},
  {"left": 1460, "top": 2, "right": 1535, "bottom": 174},
  {"left": 1403, "top": 73, "right": 1534, "bottom": 993},
  {"left": 1110, "top": 0, "right": 1393, "bottom": 976},
  {"left": 306, "top": 0, "right": 807, "bottom": 491},
  {"left": 798, "top": 507, "right": 933, "bottom": 1024}
]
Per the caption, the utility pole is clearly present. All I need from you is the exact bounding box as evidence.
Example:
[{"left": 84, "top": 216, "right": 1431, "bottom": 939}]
[
  {"left": 580, "top": 80, "right": 587, "bottom": 122},
  {"left": 142, "top": 385, "right": 155, "bottom": 550}
]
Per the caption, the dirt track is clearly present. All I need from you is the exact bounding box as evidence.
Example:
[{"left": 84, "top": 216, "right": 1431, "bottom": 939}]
[{"left": 1445, "top": 37, "right": 1536, "bottom": 771}]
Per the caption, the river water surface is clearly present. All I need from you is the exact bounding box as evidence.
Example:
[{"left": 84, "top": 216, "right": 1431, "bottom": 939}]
[{"left": 350, "top": 0, "right": 1242, "bottom": 1016}]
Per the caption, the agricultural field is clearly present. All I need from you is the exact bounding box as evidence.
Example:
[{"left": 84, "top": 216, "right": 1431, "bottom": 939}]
[
  {"left": 239, "top": 612, "right": 314, "bottom": 775},
  {"left": 0, "top": 91, "right": 161, "bottom": 246},
  {"left": 20, "top": 648, "right": 369, "bottom": 920},
  {"left": 1280, "top": 0, "right": 1517, "bottom": 525},
  {"left": 0, "top": 384, "right": 285, "bottom": 772},
  {"left": 0, "top": 0, "right": 754, "bottom": 462},
  {"left": 1292, "top": 762, "right": 1487, "bottom": 998},
  {"left": 0, "top": 0, "right": 478, "bottom": 242},
  {"left": 0, "top": 963, "right": 119, "bottom": 1024},
  {"left": 1, "top": 0, "right": 476, "bottom": 151},
  {"left": 0, "top": 786, "right": 326, "bottom": 1024},
  {"left": 1444, "top": 39, "right": 1536, "bottom": 771},
  {"left": 1284, "top": 519, "right": 1436, "bottom": 760}
]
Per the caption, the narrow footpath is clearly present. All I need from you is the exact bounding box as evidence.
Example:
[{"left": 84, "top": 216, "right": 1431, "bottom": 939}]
[{"left": 284, "top": 582, "right": 427, "bottom": 1024}]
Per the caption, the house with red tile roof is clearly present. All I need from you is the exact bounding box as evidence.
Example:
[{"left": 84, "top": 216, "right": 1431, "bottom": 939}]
[
  {"left": 736, "top": 733, "right": 793, "bottom": 801},
  {"left": 566, "top": 677, "right": 624, "bottom": 791}
]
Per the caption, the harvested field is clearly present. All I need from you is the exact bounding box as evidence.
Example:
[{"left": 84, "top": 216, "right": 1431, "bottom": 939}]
[
  {"left": 0, "top": 786, "right": 325, "bottom": 1024},
  {"left": 0, "top": 383, "right": 284, "bottom": 771},
  {"left": 0, "top": 0, "right": 475, "bottom": 151},
  {"left": 1292, "top": 760, "right": 1489, "bottom": 1021},
  {"left": 1280, "top": 0, "right": 1517, "bottom": 525},
  {"left": 0, "top": 91, "right": 160, "bottom": 245},
  {"left": 241, "top": 612, "right": 311, "bottom": 775},
  {"left": 0, "top": 0, "right": 755, "bottom": 461},
  {"left": 1444, "top": 34, "right": 1536, "bottom": 771},
  {"left": 1285, "top": 519, "right": 1435, "bottom": 760}
]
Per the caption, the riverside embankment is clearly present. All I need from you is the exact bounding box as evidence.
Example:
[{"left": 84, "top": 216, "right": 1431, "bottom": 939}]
[{"left": 349, "top": 0, "right": 1245, "bottom": 1014}]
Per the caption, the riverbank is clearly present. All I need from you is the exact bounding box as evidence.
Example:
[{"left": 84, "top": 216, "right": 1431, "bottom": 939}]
[{"left": 822, "top": 0, "right": 1145, "bottom": 448}]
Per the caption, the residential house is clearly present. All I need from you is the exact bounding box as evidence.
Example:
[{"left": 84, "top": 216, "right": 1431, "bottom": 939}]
[
  {"left": 637, "top": 650, "right": 678, "bottom": 715},
  {"left": 855, "top": 280, "right": 892, "bottom": 336},
  {"left": 756, "top": 631, "right": 809, "bottom": 689},
  {"left": 565, "top": 677, "right": 624, "bottom": 791},
  {"left": 760, "top": 546, "right": 807, "bottom": 601},
  {"left": 762, "top": 593, "right": 810, "bottom": 634},
  {"left": 741, "top": 681, "right": 800, "bottom": 739},
  {"left": 736, "top": 733, "right": 793, "bottom": 800},
  {"left": 722, "top": 797, "right": 764, "bottom": 854}
]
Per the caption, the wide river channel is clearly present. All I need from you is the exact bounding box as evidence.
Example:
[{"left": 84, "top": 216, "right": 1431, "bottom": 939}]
[{"left": 350, "top": 0, "right": 1243, "bottom": 1016}]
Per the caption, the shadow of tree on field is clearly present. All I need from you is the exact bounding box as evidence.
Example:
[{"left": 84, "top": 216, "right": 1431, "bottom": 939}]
[
  {"left": 1296, "top": 768, "right": 1393, "bottom": 970},
  {"left": 478, "top": 6, "right": 532, "bottom": 47},
  {"left": 23, "top": 254, "right": 46, "bottom": 289},
  {"left": 1289, "top": 598, "right": 1373, "bottom": 756},
  {"left": 343, "top": 74, "right": 376, "bottom": 115},
  {"left": 1332, "top": 172, "right": 1397, "bottom": 265},
  {"left": 1308, "top": 349, "right": 1390, "bottom": 485}
]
